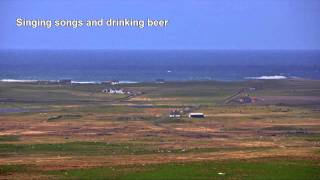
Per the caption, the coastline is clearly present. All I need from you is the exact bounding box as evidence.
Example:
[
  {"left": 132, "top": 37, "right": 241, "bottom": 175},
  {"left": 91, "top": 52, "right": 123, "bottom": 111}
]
[{"left": 0, "top": 75, "right": 313, "bottom": 85}]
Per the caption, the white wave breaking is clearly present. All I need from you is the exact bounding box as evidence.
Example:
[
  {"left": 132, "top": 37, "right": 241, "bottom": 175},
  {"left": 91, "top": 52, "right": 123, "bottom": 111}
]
[
  {"left": 0, "top": 79, "right": 140, "bottom": 84},
  {"left": 246, "top": 75, "right": 287, "bottom": 80},
  {"left": 0, "top": 79, "right": 38, "bottom": 83},
  {"left": 119, "top": 81, "right": 138, "bottom": 84},
  {"left": 71, "top": 81, "right": 99, "bottom": 84}
]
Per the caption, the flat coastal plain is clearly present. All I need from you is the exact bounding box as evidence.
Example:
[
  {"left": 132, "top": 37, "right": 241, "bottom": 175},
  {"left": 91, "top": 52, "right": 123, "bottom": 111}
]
[{"left": 0, "top": 79, "right": 320, "bottom": 179}]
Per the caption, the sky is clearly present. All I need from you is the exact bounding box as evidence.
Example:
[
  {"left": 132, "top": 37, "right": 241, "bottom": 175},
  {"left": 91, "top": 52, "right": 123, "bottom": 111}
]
[{"left": 0, "top": 0, "right": 319, "bottom": 50}]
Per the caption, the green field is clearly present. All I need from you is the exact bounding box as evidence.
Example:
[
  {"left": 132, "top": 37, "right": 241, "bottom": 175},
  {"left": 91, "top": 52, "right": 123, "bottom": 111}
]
[{"left": 1, "top": 158, "right": 319, "bottom": 180}]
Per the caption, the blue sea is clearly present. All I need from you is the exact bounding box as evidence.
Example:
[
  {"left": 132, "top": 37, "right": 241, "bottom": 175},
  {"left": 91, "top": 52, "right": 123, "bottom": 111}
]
[{"left": 0, "top": 50, "right": 319, "bottom": 83}]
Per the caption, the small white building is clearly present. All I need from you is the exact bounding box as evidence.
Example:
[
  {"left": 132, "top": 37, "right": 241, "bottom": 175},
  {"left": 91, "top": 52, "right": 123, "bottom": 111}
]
[{"left": 189, "top": 113, "right": 205, "bottom": 118}]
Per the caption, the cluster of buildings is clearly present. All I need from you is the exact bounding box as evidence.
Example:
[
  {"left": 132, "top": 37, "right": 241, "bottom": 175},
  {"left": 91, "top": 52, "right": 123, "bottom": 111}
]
[
  {"left": 169, "top": 110, "right": 205, "bottom": 119},
  {"left": 101, "top": 80, "right": 120, "bottom": 85},
  {"left": 102, "top": 88, "right": 131, "bottom": 95},
  {"left": 169, "top": 110, "right": 182, "bottom": 118}
]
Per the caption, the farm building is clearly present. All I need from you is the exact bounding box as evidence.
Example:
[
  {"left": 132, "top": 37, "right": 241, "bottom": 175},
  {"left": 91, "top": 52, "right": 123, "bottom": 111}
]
[
  {"left": 169, "top": 110, "right": 181, "bottom": 118},
  {"left": 102, "top": 88, "right": 131, "bottom": 94},
  {"left": 189, "top": 113, "right": 205, "bottom": 118}
]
